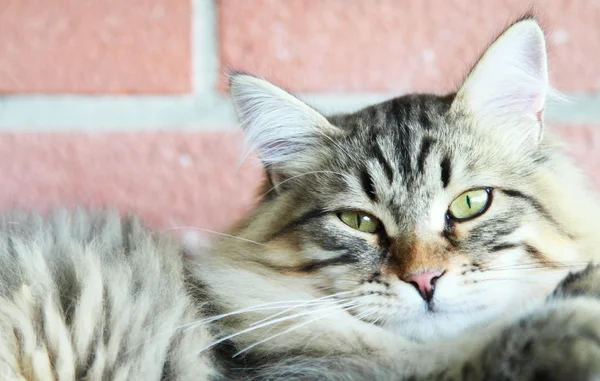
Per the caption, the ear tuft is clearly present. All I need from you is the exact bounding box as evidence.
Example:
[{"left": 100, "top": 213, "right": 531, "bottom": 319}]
[{"left": 229, "top": 74, "right": 340, "bottom": 175}]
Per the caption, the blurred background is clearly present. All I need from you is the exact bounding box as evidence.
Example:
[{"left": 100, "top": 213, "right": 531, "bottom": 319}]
[{"left": 0, "top": 0, "right": 599, "bottom": 234}]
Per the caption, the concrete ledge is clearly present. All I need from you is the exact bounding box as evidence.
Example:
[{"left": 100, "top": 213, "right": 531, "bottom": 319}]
[{"left": 0, "top": 92, "right": 599, "bottom": 131}]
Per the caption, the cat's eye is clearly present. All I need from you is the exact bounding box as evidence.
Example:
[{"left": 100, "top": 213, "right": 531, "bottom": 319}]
[
  {"left": 448, "top": 188, "right": 492, "bottom": 221},
  {"left": 338, "top": 211, "right": 381, "bottom": 233}
]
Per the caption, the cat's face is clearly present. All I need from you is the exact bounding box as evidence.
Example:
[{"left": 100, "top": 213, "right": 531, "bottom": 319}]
[{"left": 228, "top": 18, "right": 587, "bottom": 342}]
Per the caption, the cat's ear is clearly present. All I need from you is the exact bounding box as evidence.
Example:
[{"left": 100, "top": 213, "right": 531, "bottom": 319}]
[
  {"left": 452, "top": 17, "right": 549, "bottom": 144},
  {"left": 229, "top": 74, "right": 342, "bottom": 187}
]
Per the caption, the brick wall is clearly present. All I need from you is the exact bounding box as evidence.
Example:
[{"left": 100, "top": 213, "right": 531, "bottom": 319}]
[{"left": 0, "top": 0, "right": 599, "bottom": 233}]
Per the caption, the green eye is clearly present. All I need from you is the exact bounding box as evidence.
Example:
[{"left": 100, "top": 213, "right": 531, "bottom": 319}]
[
  {"left": 448, "top": 188, "right": 492, "bottom": 221},
  {"left": 338, "top": 211, "right": 381, "bottom": 233}
]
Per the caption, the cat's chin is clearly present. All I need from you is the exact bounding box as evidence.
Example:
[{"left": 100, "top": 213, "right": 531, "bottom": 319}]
[
  {"left": 371, "top": 291, "right": 541, "bottom": 343},
  {"left": 379, "top": 307, "right": 501, "bottom": 342}
]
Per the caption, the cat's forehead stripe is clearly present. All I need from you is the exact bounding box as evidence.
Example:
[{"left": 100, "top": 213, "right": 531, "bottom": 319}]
[
  {"left": 360, "top": 168, "right": 378, "bottom": 202},
  {"left": 441, "top": 156, "right": 451, "bottom": 188},
  {"left": 417, "top": 137, "right": 435, "bottom": 173},
  {"left": 371, "top": 143, "right": 394, "bottom": 183}
]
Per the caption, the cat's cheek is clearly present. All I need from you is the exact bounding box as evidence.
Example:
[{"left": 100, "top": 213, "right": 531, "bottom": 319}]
[{"left": 449, "top": 220, "right": 474, "bottom": 241}]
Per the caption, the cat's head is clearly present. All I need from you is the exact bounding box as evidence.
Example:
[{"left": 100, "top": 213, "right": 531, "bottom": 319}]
[{"left": 225, "top": 17, "right": 594, "bottom": 342}]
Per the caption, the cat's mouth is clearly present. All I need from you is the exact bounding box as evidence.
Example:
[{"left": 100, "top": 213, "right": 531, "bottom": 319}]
[
  {"left": 425, "top": 301, "right": 437, "bottom": 313},
  {"left": 346, "top": 288, "right": 490, "bottom": 322}
]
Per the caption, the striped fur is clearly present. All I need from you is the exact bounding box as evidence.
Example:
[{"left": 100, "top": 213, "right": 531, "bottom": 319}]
[
  {"left": 0, "top": 210, "right": 217, "bottom": 380},
  {"left": 200, "top": 16, "right": 600, "bottom": 379},
  {"left": 3, "top": 16, "right": 600, "bottom": 381}
]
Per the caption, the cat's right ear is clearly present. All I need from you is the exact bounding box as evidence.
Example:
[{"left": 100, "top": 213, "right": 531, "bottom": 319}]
[{"left": 229, "top": 74, "right": 342, "bottom": 188}]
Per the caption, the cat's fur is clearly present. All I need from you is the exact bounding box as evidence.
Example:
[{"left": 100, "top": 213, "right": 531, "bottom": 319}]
[
  {"left": 0, "top": 210, "right": 218, "bottom": 380},
  {"left": 2, "top": 15, "right": 600, "bottom": 381}
]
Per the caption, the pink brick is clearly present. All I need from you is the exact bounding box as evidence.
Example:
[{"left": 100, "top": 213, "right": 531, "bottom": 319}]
[
  {"left": 0, "top": 0, "right": 191, "bottom": 94},
  {"left": 219, "top": 0, "right": 600, "bottom": 93},
  {"left": 0, "top": 131, "right": 263, "bottom": 232},
  {"left": 0, "top": 127, "right": 598, "bottom": 236}
]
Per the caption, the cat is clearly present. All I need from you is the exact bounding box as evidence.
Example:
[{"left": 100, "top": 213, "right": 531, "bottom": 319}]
[{"left": 2, "top": 15, "right": 600, "bottom": 381}]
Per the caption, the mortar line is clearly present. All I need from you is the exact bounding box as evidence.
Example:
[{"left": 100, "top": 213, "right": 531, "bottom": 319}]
[
  {"left": 0, "top": 92, "right": 599, "bottom": 131},
  {"left": 192, "top": 0, "right": 220, "bottom": 96}
]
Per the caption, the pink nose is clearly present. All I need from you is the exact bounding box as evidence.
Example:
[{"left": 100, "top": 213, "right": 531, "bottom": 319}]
[{"left": 403, "top": 270, "right": 444, "bottom": 302}]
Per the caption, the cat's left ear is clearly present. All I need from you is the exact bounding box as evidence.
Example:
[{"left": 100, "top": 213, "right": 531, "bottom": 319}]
[{"left": 452, "top": 17, "right": 549, "bottom": 144}]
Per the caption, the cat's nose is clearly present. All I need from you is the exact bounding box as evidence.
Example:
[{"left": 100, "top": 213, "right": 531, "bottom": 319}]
[{"left": 402, "top": 270, "right": 445, "bottom": 302}]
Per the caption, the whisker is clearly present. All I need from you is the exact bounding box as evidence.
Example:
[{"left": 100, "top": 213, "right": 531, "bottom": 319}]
[
  {"left": 260, "top": 171, "right": 349, "bottom": 198},
  {"left": 123, "top": 323, "right": 188, "bottom": 355},
  {"left": 309, "top": 276, "right": 363, "bottom": 283},
  {"left": 232, "top": 302, "right": 359, "bottom": 358},
  {"left": 352, "top": 307, "right": 378, "bottom": 322},
  {"left": 487, "top": 260, "right": 588, "bottom": 267},
  {"left": 313, "top": 128, "right": 354, "bottom": 163},
  {"left": 480, "top": 262, "right": 588, "bottom": 272},
  {"left": 370, "top": 312, "right": 386, "bottom": 326},
  {"left": 163, "top": 226, "right": 267, "bottom": 247},
  {"left": 197, "top": 302, "right": 333, "bottom": 327},
  {"left": 198, "top": 290, "right": 357, "bottom": 326},
  {"left": 123, "top": 298, "right": 333, "bottom": 355},
  {"left": 125, "top": 302, "right": 333, "bottom": 354},
  {"left": 470, "top": 277, "right": 546, "bottom": 284},
  {"left": 196, "top": 301, "right": 358, "bottom": 354},
  {"left": 249, "top": 293, "right": 360, "bottom": 327},
  {"left": 378, "top": 313, "right": 392, "bottom": 327}
]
